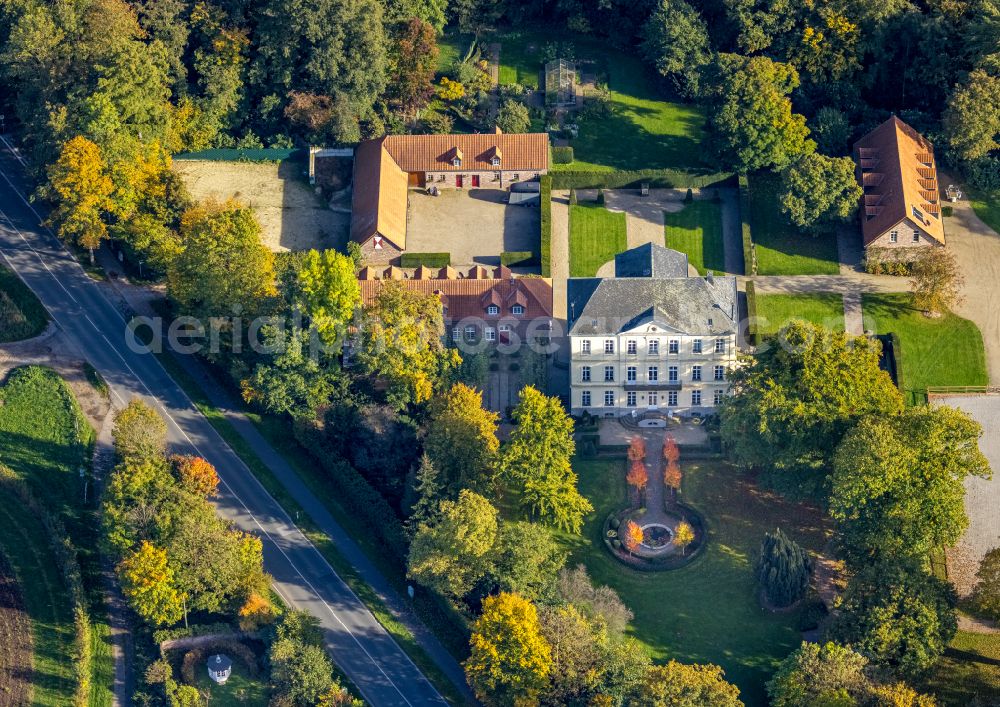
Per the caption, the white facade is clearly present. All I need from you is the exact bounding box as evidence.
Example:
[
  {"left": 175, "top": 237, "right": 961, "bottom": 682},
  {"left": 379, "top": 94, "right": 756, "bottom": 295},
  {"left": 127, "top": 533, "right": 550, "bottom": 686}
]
[{"left": 569, "top": 322, "right": 737, "bottom": 417}]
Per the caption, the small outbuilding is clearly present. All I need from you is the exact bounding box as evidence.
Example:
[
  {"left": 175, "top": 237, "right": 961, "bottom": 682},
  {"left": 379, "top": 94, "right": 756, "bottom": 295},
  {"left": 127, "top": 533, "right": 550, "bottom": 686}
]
[
  {"left": 545, "top": 59, "right": 576, "bottom": 107},
  {"left": 207, "top": 654, "right": 233, "bottom": 685}
]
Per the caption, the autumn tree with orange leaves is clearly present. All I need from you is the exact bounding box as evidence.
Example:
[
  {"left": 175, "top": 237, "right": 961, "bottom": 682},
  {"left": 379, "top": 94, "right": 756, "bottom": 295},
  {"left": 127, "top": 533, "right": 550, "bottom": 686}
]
[
  {"left": 627, "top": 436, "right": 647, "bottom": 462},
  {"left": 623, "top": 520, "right": 644, "bottom": 557},
  {"left": 172, "top": 455, "right": 220, "bottom": 497},
  {"left": 663, "top": 436, "right": 680, "bottom": 464},
  {"left": 626, "top": 460, "right": 649, "bottom": 508}
]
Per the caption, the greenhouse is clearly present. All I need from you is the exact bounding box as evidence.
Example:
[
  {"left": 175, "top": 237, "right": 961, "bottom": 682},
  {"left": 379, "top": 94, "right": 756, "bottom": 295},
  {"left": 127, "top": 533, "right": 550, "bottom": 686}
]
[{"left": 544, "top": 59, "right": 576, "bottom": 107}]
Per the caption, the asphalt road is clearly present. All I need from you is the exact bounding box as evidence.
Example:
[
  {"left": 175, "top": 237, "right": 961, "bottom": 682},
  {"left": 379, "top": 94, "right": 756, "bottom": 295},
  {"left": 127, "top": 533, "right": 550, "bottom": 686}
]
[{"left": 0, "top": 137, "right": 447, "bottom": 707}]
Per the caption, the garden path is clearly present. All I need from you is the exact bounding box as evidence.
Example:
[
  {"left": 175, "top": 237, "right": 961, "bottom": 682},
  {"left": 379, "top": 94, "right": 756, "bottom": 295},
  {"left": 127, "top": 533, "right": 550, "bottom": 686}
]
[{"left": 550, "top": 190, "right": 570, "bottom": 320}]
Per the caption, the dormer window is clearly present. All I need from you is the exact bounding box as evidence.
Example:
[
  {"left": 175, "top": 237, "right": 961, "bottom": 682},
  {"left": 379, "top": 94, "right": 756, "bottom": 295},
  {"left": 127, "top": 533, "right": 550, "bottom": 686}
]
[
  {"left": 487, "top": 305, "right": 499, "bottom": 316},
  {"left": 512, "top": 305, "right": 524, "bottom": 316},
  {"left": 491, "top": 156, "right": 500, "bottom": 167},
  {"left": 452, "top": 157, "right": 462, "bottom": 167}
]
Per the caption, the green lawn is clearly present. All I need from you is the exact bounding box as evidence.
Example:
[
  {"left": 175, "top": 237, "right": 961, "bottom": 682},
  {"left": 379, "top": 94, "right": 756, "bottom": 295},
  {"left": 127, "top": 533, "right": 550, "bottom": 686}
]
[
  {"left": 194, "top": 663, "right": 270, "bottom": 706},
  {"left": 754, "top": 293, "right": 845, "bottom": 337},
  {"left": 557, "top": 458, "right": 829, "bottom": 706},
  {"left": 495, "top": 30, "right": 706, "bottom": 171},
  {"left": 862, "top": 293, "right": 988, "bottom": 401},
  {"left": 970, "top": 188, "right": 1000, "bottom": 236},
  {"left": 664, "top": 200, "right": 725, "bottom": 274},
  {"left": 0, "top": 263, "right": 48, "bottom": 342},
  {"left": 0, "top": 500, "right": 78, "bottom": 707},
  {"left": 925, "top": 631, "right": 1000, "bottom": 706},
  {"left": 747, "top": 174, "right": 840, "bottom": 275},
  {"left": 569, "top": 203, "right": 627, "bottom": 277}
]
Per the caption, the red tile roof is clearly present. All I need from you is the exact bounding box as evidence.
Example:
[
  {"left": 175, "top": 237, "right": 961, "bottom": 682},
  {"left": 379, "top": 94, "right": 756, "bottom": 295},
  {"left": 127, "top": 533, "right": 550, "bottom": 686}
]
[
  {"left": 853, "top": 116, "right": 945, "bottom": 247},
  {"left": 382, "top": 132, "right": 549, "bottom": 173},
  {"left": 359, "top": 276, "right": 554, "bottom": 323}
]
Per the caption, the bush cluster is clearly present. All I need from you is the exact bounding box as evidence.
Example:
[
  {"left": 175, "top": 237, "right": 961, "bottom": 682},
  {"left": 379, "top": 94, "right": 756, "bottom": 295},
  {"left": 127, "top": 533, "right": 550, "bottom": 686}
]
[
  {"left": 738, "top": 175, "right": 755, "bottom": 276},
  {"left": 399, "top": 252, "right": 450, "bottom": 268},
  {"left": 863, "top": 249, "right": 916, "bottom": 276},
  {"left": 551, "top": 146, "right": 575, "bottom": 164}
]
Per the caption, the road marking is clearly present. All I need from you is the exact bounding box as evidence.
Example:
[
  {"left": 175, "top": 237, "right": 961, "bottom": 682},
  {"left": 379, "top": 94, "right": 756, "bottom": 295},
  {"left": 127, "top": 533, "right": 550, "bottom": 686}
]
[{"left": 0, "top": 154, "right": 442, "bottom": 705}]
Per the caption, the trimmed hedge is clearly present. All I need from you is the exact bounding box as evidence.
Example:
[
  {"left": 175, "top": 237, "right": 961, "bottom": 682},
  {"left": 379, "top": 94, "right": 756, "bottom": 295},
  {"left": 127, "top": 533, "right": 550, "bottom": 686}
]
[
  {"left": 540, "top": 175, "right": 553, "bottom": 277},
  {"left": 400, "top": 252, "right": 450, "bottom": 268},
  {"left": 551, "top": 146, "right": 574, "bottom": 164},
  {"left": 745, "top": 280, "right": 758, "bottom": 346},
  {"left": 738, "top": 175, "right": 755, "bottom": 276},
  {"left": 501, "top": 251, "right": 539, "bottom": 267},
  {"left": 550, "top": 169, "right": 734, "bottom": 190}
]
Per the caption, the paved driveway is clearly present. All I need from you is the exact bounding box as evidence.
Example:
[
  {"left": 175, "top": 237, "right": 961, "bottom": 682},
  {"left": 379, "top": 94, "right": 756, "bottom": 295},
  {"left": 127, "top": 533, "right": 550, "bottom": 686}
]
[{"left": 934, "top": 393, "right": 1000, "bottom": 596}]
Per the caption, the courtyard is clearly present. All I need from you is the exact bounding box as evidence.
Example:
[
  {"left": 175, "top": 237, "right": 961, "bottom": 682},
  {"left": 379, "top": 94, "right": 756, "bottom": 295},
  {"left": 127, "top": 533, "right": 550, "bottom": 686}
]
[
  {"left": 174, "top": 159, "right": 349, "bottom": 252},
  {"left": 405, "top": 188, "right": 540, "bottom": 268}
]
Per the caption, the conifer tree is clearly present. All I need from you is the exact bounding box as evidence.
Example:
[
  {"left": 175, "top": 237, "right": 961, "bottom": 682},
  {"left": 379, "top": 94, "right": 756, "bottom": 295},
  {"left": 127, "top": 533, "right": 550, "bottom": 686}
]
[{"left": 756, "top": 529, "right": 812, "bottom": 607}]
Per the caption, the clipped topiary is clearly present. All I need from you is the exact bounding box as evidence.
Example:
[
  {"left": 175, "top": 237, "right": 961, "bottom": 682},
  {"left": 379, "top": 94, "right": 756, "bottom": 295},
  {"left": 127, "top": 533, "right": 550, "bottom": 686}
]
[
  {"left": 569, "top": 188, "right": 578, "bottom": 205},
  {"left": 596, "top": 188, "right": 605, "bottom": 205},
  {"left": 757, "top": 528, "right": 812, "bottom": 608}
]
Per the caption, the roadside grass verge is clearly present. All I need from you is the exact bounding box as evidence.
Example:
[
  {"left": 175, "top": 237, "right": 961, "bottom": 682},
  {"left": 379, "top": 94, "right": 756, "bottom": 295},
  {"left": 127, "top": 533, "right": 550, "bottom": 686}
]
[
  {"left": 747, "top": 174, "right": 839, "bottom": 276},
  {"left": 664, "top": 200, "right": 725, "bottom": 274},
  {"left": 556, "top": 457, "right": 830, "bottom": 707},
  {"left": 925, "top": 630, "right": 1000, "bottom": 705},
  {"left": 754, "top": 293, "right": 846, "bottom": 337},
  {"left": 0, "top": 262, "right": 48, "bottom": 342},
  {"left": 569, "top": 203, "right": 627, "bottom": 277},
  {"left": 0, "top": 498, "right": 78, "bottom": 706},
  {"left": 148, "top": 347, "right": 469, "bottom": 706},
  {"left": 862, "top": 293, "right": 988, "bottom": 401}
]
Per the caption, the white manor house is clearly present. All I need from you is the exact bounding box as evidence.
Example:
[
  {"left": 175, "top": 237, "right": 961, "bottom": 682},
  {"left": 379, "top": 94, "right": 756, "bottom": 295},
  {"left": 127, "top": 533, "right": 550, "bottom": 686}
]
[{"left": 566, "top": 243, "right": 738, "bottom": 417}]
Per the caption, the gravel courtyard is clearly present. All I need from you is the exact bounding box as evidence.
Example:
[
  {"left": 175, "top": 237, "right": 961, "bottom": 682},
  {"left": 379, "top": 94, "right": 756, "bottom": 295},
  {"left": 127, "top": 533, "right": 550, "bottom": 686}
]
[
  {"left": 935, "top": 392, "right": 1000, "bottom": 596},
  {"left": 174, "top": 160, "right": 349, "bottom": 252},
  {"left": 406, "top": 189, "right": 539, "bottom": 268}
]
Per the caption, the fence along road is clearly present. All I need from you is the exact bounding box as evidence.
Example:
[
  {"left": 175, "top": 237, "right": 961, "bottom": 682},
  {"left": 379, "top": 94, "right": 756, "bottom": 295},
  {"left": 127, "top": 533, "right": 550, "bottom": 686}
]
[{"left": 0, "top": 136, "right": 447, "bottom": 707}]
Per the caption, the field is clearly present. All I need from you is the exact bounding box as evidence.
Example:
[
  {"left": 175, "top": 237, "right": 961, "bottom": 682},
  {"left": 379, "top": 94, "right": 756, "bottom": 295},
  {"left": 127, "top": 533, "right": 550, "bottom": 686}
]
[
  {"left": 568, "top": 203, "right": 627, "bottom": 277},
  {"left": 557, "top": 457, "right": 829, "bottom": 706},
  {"left": 173, "top": 160, "right": 349, "bottom": 252},
  {"left": 0, "top": 498, "right": 77, "bottom": 706},
  {"left": 925, "top": 630, "right": 1000, "bottom": 705},
  {"left": 747, "top": 174, "right": 840, "bottom": 276},
  {"left": 194, "top": 663, "right": 270, "bottom": 706},
  {"left": 862, "top": 294, "right": 988, "bottom": 401},
  {"left": 0, "top": 366, "right": 114, "bottom": 706},
  {"left": 0, "top": 263, "right": 47, "bottom": 342},
  {"left": 754, "top": 293, "right": 846, "bottom": 337},
  {"left": 493, "top": 30, "right": 706, "bottom": 171},
  {"left": 0, "top": 551, "right": 33, "bottom": 706},
  {"left": 664, "top": 200, "right": 725, "bottom": 274}
]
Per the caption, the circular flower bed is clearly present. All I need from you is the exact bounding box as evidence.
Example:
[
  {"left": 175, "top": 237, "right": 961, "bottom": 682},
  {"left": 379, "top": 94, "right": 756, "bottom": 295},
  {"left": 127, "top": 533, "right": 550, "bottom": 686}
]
[{"left": 602, "top": 504, "right": 707, "bottom": 571}]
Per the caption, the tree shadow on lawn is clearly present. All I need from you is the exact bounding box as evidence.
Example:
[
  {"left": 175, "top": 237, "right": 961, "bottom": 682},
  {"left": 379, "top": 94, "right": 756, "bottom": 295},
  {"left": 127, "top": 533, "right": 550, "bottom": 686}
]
[{"left": 572, "top": 103, "right": 707, "bottom": 171}]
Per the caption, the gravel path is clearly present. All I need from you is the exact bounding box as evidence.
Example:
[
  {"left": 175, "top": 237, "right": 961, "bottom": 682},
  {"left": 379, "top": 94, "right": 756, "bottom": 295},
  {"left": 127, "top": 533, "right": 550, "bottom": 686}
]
[
  {"left": 550, "top": 190, "right": 570, "bottom": 320},
  {"left": 933, "top": 393, "right": 1000, "bottom": 596}
]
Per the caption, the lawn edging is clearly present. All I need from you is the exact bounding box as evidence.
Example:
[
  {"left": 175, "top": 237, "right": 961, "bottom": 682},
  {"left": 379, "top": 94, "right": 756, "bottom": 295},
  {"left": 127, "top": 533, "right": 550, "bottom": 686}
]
[
  {"left": 0, "top": 464, "right": 93, "bottom": 707},
  {"left": 540, "top": 175, "right": 552, "bottom": 277},
  {"left": 550, "top": 169, "right": 734, "bottom": 191},
  {"left": 738, "top": 175, "right": 756, "bottom": 276}
]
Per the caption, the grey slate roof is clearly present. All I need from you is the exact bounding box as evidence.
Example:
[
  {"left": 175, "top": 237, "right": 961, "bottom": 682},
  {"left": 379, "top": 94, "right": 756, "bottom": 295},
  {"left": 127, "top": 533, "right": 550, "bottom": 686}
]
[
  {"left": 567, "top": 245, "right": 738, "bottom": 337},
  {"left": 614, "top": 242, "right": 689, "bottom": 278}
]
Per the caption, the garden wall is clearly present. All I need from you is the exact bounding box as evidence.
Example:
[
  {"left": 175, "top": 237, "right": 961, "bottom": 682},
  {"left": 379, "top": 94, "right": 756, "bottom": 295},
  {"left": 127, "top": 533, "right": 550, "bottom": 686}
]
[{"left": 738, "top": 175, "right": 755, "bottom": 276}]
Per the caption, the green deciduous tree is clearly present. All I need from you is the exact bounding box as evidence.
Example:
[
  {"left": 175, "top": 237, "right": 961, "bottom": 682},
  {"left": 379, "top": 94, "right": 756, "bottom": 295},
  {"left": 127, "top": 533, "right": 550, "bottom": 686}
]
[
  {"left": 388, "top": 18, "right": 439, "bottom": 120},
  {"left": 720, "top": 321, "right": 903, "bottom": 495},
  {"left": 297, "top": 248, "right": 361, "bottom": 348},
  {"left": 407, "top": 489, "right": 499, "bottom": 599},
  {"left": 974, "top": 547, "right": 1000, "bottom": 622},
  {"left": 538, "top": 603, "right": 608, "bottom": 704},
  {"left": 45, "top": 136, "right": 114, "bottom": 262},
  {"left": 490, "top": 521, "right": 567, "bottom": 601},
  {"left": 640, "top": 0, "right": 712, "bottom": 97},
  {"left": 831, "top": 560, "right": 957, "bottom": 679},
  {"left": 113, "top": 399, "right": 168, "bottom": 463},
  {"left": 638, "top": 660, "right": 743, "bottom": 706},
  {"left": 779, "top": 153, "right": 862, "bottom": 229},
  {"left": 424, "top": 382, "right": 500, "bottom": 494},
  {"left": 555, "top": 565, "right": 633, "bottom": 637},
  {"left": 830, "top": 406, "right": 989, "bottom": 568},
  {"left": 705, "top": 54, "right": 814, "bottom": 172},
  {"left": 500, "top": 386, "right": 593, "bottom": 533},
  {"left": 355, "top": 281, "right": 461, "bottom": 408},
  {"left": 756, "top": 528, "right": 811, "bottom": 607},
  {"left": 944, "top": 69, "right": 1000, "bottom": 162},
  {"left": 241, "top": 328, "right": 340, "bottom": 416},
  {"left": 911, "top": 247, "right": 965, "bottom": 316},
  {"left": 810, "top": 107, "right": 851, "bottom": 156},
  {"left": 168, "top": 199, "right": 277, "bottom": 322},
  {"left": 269, "top": 612, "right": 355, "bottom": 706},
  {"left": 465, "top": 592, "right": 552, "bottom": 706},
  {"left": 767, "top": 642, "right": 869, "bottom": 707},
  {"left": 117, "top": 541, "right": 185, "bottom": 627},
  {"left": 496, "top": 99, "right": 531, "bottom": 134}
]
